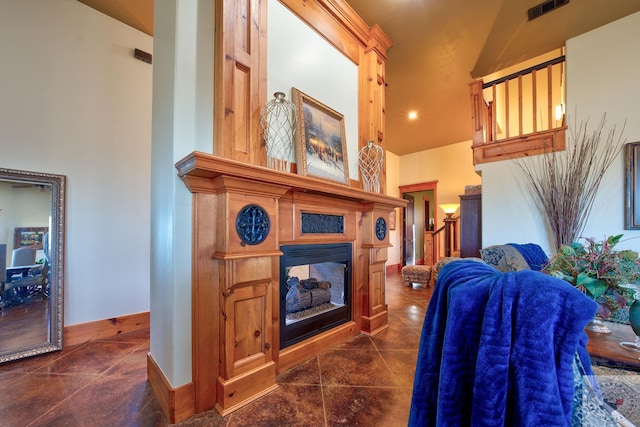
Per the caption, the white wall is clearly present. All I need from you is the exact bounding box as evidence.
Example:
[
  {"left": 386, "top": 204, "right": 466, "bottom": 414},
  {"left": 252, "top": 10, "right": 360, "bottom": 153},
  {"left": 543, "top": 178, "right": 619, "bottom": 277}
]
[
  {"left": 479, "top": 11, "right": 640, "bottom": 254},
  {"left": 0, "top": 0, "right": 153, "bottom": 324},
  {"left": 150, "top": 0, "right": 215, "bottom": 388},
  {"left": 386, "top": 151, "right": 401, "bottom": 267},
  {"left": 399, "top": 140, "right": 482, "bottom": 228},
  {"left": 267, "top": 1, "right": 359, "bottom": 179}
]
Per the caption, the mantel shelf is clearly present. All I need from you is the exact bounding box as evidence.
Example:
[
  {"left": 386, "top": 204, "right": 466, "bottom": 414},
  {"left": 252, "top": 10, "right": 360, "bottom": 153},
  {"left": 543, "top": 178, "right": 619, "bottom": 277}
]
[{"left": 175, "top": 151, "right": 407, "bottom": 209}]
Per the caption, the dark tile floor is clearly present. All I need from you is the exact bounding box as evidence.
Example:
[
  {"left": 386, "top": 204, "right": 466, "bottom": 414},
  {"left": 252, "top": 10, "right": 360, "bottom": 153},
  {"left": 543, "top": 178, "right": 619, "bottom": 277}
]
[{"left": 0, "top": 271, "right": 433, "bottom": 426}]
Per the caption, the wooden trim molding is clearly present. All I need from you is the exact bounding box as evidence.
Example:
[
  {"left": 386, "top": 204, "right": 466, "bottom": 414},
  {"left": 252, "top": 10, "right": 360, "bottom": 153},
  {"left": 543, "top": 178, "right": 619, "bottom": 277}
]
[
  {"left": 147, "top": 353, "right": 195, "bottom": 423},
  {"left": 472, "top": 127, "right": 566, "bottom": 164},
  {"left": 177, "top": 153, "right": 405, "bottom": 208},
  {"left": 386, "top": 263, "right": 401, "bottom": 274},
  {"left": 399, "top": 181, "right": 438, "bottom": 194},
  {"left": 63, "top": 311, "right": 149, "bottom": 347}
]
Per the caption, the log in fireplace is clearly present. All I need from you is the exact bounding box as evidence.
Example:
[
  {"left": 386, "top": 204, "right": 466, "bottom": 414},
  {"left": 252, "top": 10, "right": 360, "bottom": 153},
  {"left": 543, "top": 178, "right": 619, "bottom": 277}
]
[{"left": 280, "top": 243, "right": 352, "bottom": 349}]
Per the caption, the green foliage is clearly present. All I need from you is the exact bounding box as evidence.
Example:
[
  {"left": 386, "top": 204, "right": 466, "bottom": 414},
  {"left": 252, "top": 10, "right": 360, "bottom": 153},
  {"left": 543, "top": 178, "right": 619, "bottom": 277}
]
[{"left": 544, "top": 235, "right": 639, "bottom": 320}]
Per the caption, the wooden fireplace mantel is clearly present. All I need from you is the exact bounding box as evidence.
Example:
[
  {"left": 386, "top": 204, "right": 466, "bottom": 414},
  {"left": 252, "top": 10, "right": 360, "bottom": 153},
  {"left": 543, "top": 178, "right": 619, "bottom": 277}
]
[
  {"left": 151, "top": 0, "right": 395, "bottom": 421},
  {"left": 175, "top": 150, "right": 406, "bottom": 416},
  {"left": 176, "top": 151, "right": 405, "bottom": 208}
]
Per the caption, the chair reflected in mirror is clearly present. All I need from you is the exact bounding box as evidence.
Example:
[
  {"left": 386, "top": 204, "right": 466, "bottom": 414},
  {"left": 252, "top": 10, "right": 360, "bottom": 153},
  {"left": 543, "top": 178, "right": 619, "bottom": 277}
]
[
  {"left": 1, "top": 244, "right": 48, "bottom": 309},
  {"left": 11, "top": 246, "right": 36, "bottom": 267},
  {"left": 1, "top": 262, "right": 48, "bottom": 309}
]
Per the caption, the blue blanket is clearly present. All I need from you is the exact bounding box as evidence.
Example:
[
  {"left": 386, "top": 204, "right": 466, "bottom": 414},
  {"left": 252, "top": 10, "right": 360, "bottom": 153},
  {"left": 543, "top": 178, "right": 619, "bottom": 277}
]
[
  {"left": 408, "top": 260, "right": 597, "bottom": 426},
  {"left": 507, "top": 242, "right": 549, "bottom": 271}
]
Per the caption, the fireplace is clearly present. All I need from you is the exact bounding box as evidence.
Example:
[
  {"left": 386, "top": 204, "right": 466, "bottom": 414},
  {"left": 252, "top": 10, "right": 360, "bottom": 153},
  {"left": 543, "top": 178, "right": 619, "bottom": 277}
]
[
  {"left": 175, "top": 152, "right": 405, "bottom": 417},
  {"left": 280, "top": 243, "right": 352, "bottom": 349}
]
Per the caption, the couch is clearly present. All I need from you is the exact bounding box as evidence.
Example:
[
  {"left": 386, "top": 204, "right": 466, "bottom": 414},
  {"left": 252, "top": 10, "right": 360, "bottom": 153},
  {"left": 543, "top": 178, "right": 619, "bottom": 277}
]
[
  {"left": 409, "top": 258, "right": 622, "bottom": 426},
  {"left": 424, "top": 242, "right": 549, "bottom": 287}
]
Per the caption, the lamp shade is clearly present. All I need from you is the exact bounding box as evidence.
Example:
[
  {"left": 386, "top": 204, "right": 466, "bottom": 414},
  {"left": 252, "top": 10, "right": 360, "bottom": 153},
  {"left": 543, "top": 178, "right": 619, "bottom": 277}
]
[{"left": 439, "top": 203, "right": 460, "bottom": 214}]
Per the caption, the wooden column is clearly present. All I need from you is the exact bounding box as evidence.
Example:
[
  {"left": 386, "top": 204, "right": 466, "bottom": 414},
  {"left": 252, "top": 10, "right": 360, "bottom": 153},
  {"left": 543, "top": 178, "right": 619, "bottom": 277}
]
[
  {"left": 358, "top": 26, "right": 392, "bottom": 193},
  {"left": 360, "top": 202, "right": 395, "bottom": 334},
  {"left": 184, "top": 172, "right": 289, "bottom": 415},
  {"left": 469, "top": 79, "right": 486, "bottom": 147},
  {"left": 423, "top": 231, "right": 436, "bottom": 266},
  {"left": 212, "top": 177, "right": 288, "bottom": 415},
  {"left": 192, "top": 191, "right": 219, "bottom": 413}
]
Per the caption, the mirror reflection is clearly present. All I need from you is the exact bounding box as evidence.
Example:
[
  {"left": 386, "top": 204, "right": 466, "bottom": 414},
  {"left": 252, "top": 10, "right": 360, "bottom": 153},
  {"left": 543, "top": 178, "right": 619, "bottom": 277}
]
[{"left": 0, "top": 168, "right": 65, "bottom": 363}]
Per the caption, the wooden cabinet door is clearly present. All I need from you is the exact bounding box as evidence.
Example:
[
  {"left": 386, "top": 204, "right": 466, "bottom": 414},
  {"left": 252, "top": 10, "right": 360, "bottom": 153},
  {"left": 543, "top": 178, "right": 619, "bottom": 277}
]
[{"left": 222, "top": 281, "right": 273, "bottom": 378}]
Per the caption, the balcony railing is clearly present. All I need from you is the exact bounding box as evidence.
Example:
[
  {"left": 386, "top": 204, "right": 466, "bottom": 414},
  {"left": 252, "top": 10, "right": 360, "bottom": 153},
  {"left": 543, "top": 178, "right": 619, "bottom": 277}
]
[{"left": 469, "top": 56, "right": 567, "bottom": 164}]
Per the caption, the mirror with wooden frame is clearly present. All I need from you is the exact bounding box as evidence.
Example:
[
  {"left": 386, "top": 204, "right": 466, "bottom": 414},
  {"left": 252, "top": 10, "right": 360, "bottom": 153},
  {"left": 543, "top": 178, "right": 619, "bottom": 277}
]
[{"left": 0, "top": 168, "right": 65, "bottom": 363}]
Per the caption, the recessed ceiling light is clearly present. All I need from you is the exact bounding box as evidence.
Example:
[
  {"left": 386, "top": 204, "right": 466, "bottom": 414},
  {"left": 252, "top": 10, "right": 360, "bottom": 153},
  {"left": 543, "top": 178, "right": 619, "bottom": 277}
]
[{"left": 408, "top": 111, "right": 418, "bottom": 120}]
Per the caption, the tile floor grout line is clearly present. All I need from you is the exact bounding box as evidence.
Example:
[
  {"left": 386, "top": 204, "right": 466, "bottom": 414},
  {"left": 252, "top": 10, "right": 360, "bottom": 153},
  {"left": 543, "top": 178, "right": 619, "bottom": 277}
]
[
  {"left": 371, "top": 339, "right": 405, "bottom": 389},
  {"left": 319, "top": 383, "right": 406, "bottom": 389},
  {"left": 23, "top": 373, "right": 106, "bottom": 427},
  {"left": 317, "top": 355, "right": 329, "bottom": 427},
  {"left": 5, "top": 273, "right": 432, "bottom": 426}
]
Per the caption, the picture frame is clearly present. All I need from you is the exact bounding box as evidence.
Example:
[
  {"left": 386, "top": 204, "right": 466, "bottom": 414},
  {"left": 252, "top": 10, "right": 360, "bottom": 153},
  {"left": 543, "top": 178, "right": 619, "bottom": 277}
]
[
  {"left": 13, "top": 227, "right": 48, "bottom": 250},
  {"left": 625, "top": 141, "right": 640, "bottom": 229},
  {"left": 291, "top": 88, "right": 349, "bottom": 184}
]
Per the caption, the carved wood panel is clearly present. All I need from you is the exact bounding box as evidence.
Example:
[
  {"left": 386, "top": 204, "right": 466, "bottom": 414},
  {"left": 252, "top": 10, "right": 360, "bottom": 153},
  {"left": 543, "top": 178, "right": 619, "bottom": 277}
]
[
  {"left": 225, "top": 281, "right": 272, "bottom": 377},
  {"left": 368, "top": 260, "right": 385, "bottom": 313},
  {"left": 214, "top": 0, "right": 266, "bottom": 165}
]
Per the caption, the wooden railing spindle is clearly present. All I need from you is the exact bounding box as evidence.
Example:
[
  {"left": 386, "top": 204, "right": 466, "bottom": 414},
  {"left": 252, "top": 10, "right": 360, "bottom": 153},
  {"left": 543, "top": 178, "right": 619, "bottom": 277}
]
[
  {"left": 518, "top": 75, "right": 523, "bottom": 136},
  {"left": 547, "top": 65, "right": 553, "bottom": 130},
  {"left": 469, "top": 56, "right": 566, "bottom": 164},
  {"left": 532, "top": 69, "right": 538, "bottom": 133},
  {"left": 505, "top": 79, "right": 510, "bottom": 138}
]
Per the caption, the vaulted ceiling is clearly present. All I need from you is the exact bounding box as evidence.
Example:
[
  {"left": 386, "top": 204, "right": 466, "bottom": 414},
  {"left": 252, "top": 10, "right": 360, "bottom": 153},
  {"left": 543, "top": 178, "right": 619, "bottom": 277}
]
[{"left": 77, "top": 0, "right": 640, "bottom": 155}]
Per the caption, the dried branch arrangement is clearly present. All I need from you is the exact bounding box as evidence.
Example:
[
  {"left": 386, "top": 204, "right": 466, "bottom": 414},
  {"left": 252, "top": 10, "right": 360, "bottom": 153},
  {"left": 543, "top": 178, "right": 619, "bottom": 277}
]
[{"left": 517, "top": 113, "right": 626, "bottom": 249}]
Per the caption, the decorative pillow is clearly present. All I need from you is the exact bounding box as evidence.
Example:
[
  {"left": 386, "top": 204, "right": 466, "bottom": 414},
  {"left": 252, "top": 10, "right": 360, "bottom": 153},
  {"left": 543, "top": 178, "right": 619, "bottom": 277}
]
[{"left": 480, "top": 245, "right": 531, "bottom": 272}]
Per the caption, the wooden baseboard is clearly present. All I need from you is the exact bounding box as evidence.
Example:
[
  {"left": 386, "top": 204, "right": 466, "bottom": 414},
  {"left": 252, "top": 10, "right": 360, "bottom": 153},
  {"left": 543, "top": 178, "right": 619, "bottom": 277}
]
[
  {"left": 147, "top": 353, "right": 195, "bottom": 423},
  {"left": 278, "top": 321, "right": 357, "bottom": 373},
  {"left": 64, "top": 311, "right": 149, "bottom": 347},
  {"left": 361, "top": 309, "right": 389, "bottom": 336},
  {"left": 385, "top": 264, "right": 401, "bottom": 274},
  {"left": 215, "top": 363, "right": 278, "bottom": 416}
]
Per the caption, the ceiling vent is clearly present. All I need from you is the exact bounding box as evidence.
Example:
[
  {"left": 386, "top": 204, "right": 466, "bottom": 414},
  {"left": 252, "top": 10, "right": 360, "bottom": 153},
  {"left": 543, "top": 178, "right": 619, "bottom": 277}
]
[{"left": 528, "top": 0, "right": 569, "bottom": 21}]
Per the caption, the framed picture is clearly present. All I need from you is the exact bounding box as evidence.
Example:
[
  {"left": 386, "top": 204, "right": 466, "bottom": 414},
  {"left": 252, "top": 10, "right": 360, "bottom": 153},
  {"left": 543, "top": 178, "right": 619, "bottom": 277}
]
[
  {"left": 13, "top": 227, "right": 48, "bottom": 250},
  {"left": 625, "top": 142, "right": 640, "bottom": 229},
  {"left": 292, "top": 88, "right": 349, "bottom": 184}
]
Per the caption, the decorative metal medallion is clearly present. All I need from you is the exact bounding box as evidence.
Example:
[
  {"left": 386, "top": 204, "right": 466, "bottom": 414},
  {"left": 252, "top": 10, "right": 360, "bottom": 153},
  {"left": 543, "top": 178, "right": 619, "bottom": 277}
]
[
  {"left": 236, "top": 204, "right": 270, "bottom": 245},
  {"left": 375, "top": 217, "right": 387, "bottom": 241}
]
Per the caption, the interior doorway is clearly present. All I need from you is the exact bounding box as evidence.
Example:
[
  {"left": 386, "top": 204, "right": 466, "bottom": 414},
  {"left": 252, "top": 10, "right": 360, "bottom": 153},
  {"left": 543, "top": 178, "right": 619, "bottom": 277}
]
[
  {"left": 399, "top": 181, "right": 438, "bottom": 266},
  {"left": 402, "top": 194, "right": 415, "bottom": 266}
]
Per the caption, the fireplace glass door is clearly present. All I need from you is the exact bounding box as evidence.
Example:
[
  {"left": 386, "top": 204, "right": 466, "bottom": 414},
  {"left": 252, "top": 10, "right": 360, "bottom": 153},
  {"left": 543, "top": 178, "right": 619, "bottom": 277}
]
[{"left": 280, "top": 243, "right": 352, "bottom": 349}]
